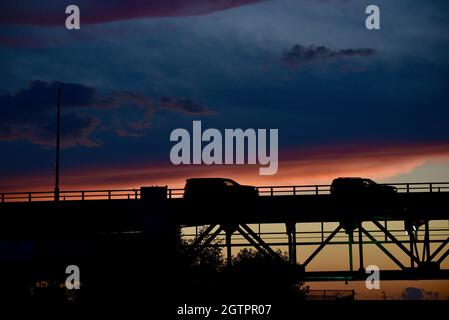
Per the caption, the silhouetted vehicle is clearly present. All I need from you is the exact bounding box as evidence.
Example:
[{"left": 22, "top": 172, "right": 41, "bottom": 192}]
[
  {"left": 330, "top": 177, "right": 397, "bottom": 196},
  {"left": 184, "top": 178, "right": 258, "bottom": 200}
]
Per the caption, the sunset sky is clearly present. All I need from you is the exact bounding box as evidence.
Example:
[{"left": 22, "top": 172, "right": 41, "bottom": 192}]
[
  {"left": 1, "top": 0, "right": 449, "bottom": 300},
  {"left": 1, "top": 0, "right": 449, "bottom": 191}
]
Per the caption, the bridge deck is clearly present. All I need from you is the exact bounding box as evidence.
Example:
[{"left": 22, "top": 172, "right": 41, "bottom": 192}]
[
  {"left": 1, "top": 184, "right": 449, "bottom": 282},
  {"left": 0, "top": 192, "right": 448, "bottom": 235}
]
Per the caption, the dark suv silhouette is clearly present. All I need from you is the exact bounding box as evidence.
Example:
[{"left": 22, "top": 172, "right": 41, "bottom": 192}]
[
  {"left": 330, "top": 177, "right": 397, "bottom": 196},
  {"left": 184, "top": 178, "right": 258, "bottom": 200}
]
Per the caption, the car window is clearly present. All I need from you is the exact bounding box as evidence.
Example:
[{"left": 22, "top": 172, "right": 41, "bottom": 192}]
[{"left": 224, "top": 180, "right": 235, "bottom": 186}]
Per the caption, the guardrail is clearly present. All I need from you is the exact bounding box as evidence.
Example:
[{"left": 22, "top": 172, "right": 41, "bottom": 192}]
[
  {"left": 306, "top": 289, "right": 355, "bottom": 300},
  {"left": 1, "top": 182, "right": 449, "bottom": 203},
  {"left": 0, "top": 189, "right": 142, "bottom": 203}
]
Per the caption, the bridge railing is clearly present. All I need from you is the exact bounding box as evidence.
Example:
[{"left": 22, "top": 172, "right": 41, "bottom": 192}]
[
  {"left": 0, "top": 189, "right": 142, "bottom": 203},
  {"left": 306, "top": 290, "right": 355, "bottom": 301},
  {"left": 384, "top": 182, "right": 449, "bottom": 193},
  {"left": 257, "top": 184, "right": 331, "bottom": 196},
  {"left": 1, "top": 182, "right": 449, "bottom": 203}
]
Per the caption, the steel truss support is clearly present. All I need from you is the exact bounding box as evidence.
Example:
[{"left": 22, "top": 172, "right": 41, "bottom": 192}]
[
  {"left": 358, "top": 222, "right": 364, "bottom": 272},
  {"left": 185, "top": 219, "right": 449, "bottom": 275},
  {"left": 236, "top": 225, "right": 272, "bottom": 257},
  {"left": 360, "top": 226, "right": 406, "bottom": 270},
  {"left": 371, "top": 220, "right": 420, "bottom": 267},
  {"left": 188, "top": 223, "right": 283, "bottom": 265},
  {"left": 190, "top": 224, "right": 217, "bottom": 248},
  {"left": 301, "top": 225, "right": 342, "bottom": 269},
  {"left": 223, "top": 224, "right": 237, "bottom": 267},
  {"left": 373, "top": 220, "right": 449, "bottom": 268},
  {"left": 348, "top": 230, "right": 354, "bottom": 272},
  {"left": 239, "top": 224, "right": 282, "bottom": 261},
  {"left": 191, "top": 225, "right": 223, "bottom": 256},
  {"left": 430, "top": 236, "right": 449, "bottom": 262},
  {"left": 286, "top": 222, "right": 297, "bottom": 265},
  {"left": 438, "top": 246, "right": 449, "bottom": 265},
  {"left": 423, "top": 221, "right": 431, "bottom": 263}
]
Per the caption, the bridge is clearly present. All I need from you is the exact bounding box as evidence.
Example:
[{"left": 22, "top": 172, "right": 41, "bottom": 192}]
[{"left": 1, "top": 182, "right": 449, "bottom": 282}]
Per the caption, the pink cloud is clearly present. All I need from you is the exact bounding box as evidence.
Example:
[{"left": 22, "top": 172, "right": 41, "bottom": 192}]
[
  {"left": 2, "top": 141, "right": 449, "bottom": 192},
  {"left": 0, "top": 0, "right": 264, "bottom": 26}
]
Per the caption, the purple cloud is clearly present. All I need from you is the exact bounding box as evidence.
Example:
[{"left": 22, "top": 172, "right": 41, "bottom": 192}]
[
  {"left": 0, "top": 0, "right": 264, "bottom": 26},
  {"left": 158, "top": 96, "right": 212, "bottom": 115},
  {"left": 0, "top": 81, "right": 211, "bottom": 147},
  {"left": 0, "top": 81, "right": 100, "bottom": 147}
]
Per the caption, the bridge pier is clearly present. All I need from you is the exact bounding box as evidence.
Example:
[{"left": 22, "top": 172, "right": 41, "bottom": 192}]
[
  {"left": 223, "top": 224, "right": 238, "bottom": 268},
  {"left": 140, "top": 186, "right": 177, "bottom": 295},
  {"left": 341, "top": 220, "right": 357, "bottom": 272}
]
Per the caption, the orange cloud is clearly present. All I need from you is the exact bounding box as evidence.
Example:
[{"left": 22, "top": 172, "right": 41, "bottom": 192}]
[{"left": 2, "top": 142, "right": 449, "bottom": 192}]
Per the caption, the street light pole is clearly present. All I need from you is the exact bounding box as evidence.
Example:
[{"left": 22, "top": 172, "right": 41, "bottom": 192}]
[{"left": 55, "top": 82, "right": 64, "bottom": 202}]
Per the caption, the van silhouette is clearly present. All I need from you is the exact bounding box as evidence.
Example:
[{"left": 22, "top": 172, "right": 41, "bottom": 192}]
[
  {"left": 183, "top": 178, "right": 258, "bottom": 201},
  {"left": 330, "top": 177, "right": 397, "bottom": 196}
]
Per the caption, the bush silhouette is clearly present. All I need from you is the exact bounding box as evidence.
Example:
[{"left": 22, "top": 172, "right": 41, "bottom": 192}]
[{"left": 175, "top": 229, "right": 308, "bottom": 302}]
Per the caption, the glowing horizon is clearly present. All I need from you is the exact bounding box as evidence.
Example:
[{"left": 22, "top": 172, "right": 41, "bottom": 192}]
[{"left": 2, "top": 141, "right": 449, "bottom": 192}]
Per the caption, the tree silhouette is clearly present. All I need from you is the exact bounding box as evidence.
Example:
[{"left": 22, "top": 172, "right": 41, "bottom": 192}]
[{"left": 175, "top": 229, "right": 308, "bottom": 302}]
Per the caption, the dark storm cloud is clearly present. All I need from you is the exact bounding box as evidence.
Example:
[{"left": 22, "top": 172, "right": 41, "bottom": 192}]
[
  {"left": 0, "top": 0, "right": 264, "bottom": 26},
  {"left": 0, "top": 81, "right": 99, "bottom": 147},
  {"left": 281, "top": 45, "right": 376, "bottom": 68},
  {"left": 5, "top": 80, "right": 96, "bottom": 112},
  {"left": 158, "top": 96, "right": 212, "bottom": 115},
  {"left": 96, "top": 91, "right": 152, "bottom": 110},
  {"left": 0, "top": 81, "right": 211, "bottom": 147}
]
